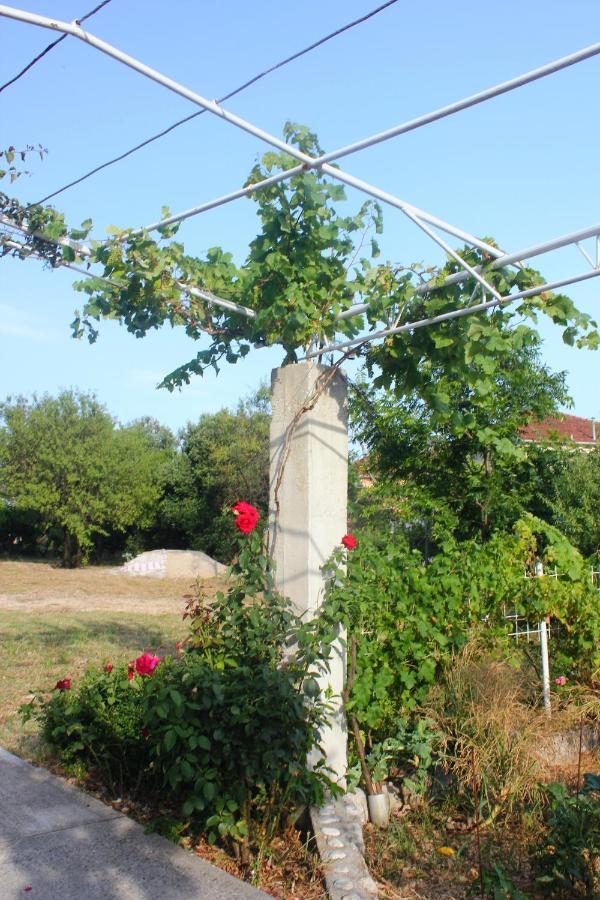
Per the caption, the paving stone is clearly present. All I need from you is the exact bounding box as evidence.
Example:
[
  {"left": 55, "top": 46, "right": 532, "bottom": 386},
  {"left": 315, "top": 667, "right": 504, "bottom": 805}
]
[{"left": 0, "top": 749, "right": 267, "bottom": 900}]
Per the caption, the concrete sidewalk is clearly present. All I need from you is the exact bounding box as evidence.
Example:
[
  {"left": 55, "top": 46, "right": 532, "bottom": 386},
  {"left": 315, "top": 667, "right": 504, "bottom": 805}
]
[{"left": 0, "top": 748, "right": 268, "bottom": 900}]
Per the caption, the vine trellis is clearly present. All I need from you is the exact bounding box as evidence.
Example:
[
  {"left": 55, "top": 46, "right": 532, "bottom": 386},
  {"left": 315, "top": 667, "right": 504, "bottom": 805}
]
[{"left": 0, "top": 4, "right": 599, "bottom": 422}]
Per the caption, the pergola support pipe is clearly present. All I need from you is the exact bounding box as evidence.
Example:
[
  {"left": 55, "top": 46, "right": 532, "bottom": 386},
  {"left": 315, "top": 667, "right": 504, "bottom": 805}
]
[
  {"left": 337, "top": 223, "right": 600, "bottom": 322},
  {"left": 7, "top": 3, "right": 598, "bottom": 270},
  {"left": 0, "top": 215, "right": 256, "bottom": 319},
  {"left": 307, "top": 268, "right": 600, "bottom": 359},
  {"left": 317, "top": 42, "right": 600, "bottom": 165},
  {"left": 0, "top": 4, "right": 509, "bottom": 261}
]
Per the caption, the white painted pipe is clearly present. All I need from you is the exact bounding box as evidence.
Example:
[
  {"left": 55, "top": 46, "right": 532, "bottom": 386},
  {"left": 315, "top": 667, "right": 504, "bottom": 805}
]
[
  {"left": 305, "top": 268, "right": 600, "bottom": 358},
  {"left": 1, "top": 215, "right": 256, "bottom": 318},
  {"left": 0, "top": 5, "right": 505, "bottom": 258},
  {"left": 337, "top": 222, "right": 600, "bottom": 321},
  {"left": 318, "top": 42, "right": 600, "bottom": 165}
]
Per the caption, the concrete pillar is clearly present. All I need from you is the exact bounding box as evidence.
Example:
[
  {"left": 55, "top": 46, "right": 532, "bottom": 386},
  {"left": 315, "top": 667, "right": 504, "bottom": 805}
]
[{"left": 269, "top": 361, "right": 348, "bottom": 784}]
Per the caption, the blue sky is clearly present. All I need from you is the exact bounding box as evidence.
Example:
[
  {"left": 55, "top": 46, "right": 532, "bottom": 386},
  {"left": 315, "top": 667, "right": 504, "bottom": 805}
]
[{"left": 1, "top": 0, "right": 599, "bottom": 431}]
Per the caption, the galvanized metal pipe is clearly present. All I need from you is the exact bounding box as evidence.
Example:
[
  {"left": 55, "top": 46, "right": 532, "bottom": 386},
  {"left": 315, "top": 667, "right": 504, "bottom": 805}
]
[
  {"left": 306, "top": 268, "right": 600, "bottom": 358},
  {"left": 337, "top": 223, "right": 600, "bottom": 321}
]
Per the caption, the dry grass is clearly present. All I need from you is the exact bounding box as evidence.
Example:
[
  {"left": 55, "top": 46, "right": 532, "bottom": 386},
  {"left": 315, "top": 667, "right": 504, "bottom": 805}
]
[
  {"left": 0, "top": 560, "right": 227, "bottom": 756},
  {"left": 0, "top": 609, "right": 185, "bottom": 756},
  {"left": 426, "top": 644, "right": 555, "bottom": 816},
  {"left": 0, "top": 559, "right": 228, "bottom": 613}
]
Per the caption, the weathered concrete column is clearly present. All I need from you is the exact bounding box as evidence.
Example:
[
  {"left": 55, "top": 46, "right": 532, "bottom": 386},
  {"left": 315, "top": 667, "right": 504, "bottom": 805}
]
[{"left": 269, "top": 361, "right": 348, "bottom": 784}]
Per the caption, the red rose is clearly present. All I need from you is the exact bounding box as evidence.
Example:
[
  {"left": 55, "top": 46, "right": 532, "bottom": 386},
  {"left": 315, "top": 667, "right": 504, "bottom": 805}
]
[
  {"left": 141, "top": 726, "right": 150, "bottom": 739},
  {"left": 232, "top": 501, "right": 260, "bottom": 534},
  {"left": 104, "top": 663, "right": 113, "bottom": 674},
  {"left": 54, "top": 678, "right": 71, "bottom": 691},
  {"left": 127, "top": 663, "right": 135, "bottom": 681},
  {"left": 134, "top": 652, "right": 161, "bottom": 676},
  {"left": 341, "top": 534, "right": 357, "bottom": 551}
]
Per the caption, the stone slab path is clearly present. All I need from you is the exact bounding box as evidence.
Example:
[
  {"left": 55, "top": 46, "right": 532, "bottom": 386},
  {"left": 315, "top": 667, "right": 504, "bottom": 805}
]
[{"left": 0, "top": 748, "right": 268, "bottom": 900}]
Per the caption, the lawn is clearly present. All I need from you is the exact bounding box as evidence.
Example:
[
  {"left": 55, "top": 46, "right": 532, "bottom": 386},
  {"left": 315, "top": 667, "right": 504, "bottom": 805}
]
[
  {"left": 0, "top": 560, "right": 210, "bottom": 755},
  {"left": 0, "top": 612, "right": 185, "bottom": 755}
]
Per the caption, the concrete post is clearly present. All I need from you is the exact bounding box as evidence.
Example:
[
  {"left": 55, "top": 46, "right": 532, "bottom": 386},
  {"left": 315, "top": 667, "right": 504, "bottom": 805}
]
[{"left": 269, "top": 361, "right": 348, "bottom": 784}]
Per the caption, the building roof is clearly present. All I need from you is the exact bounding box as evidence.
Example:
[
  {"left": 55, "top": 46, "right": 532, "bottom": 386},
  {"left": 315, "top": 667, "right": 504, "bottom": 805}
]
[{"left": 520, "top": 413, "right": 598, "bottom": 445}]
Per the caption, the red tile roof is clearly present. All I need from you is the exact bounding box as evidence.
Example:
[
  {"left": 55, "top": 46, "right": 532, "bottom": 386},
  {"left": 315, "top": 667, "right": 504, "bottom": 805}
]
[{"left": 520, "top": 414, "right": 598, "bottom": 444}]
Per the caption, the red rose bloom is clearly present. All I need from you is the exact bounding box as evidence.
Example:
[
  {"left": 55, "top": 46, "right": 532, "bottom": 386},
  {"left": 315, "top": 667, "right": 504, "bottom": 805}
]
[
  {"left": 104, "top": 663, "right": 113, "bottom": 674},
  {"left": 54, "top": 678, "right": 71, "bottom": 691},
  {"left": 232, "top": 501, "right": 260, "bottom": 534},
  {"left": 134, "top": 652, "right": 161, "bottom": 676},
  {"left": 341, "top": 534, "right": 357, "bottom": 551},
  {"left": 141, "top": 726, "right": 150, "bottom": 739},
  {"left": 127, "top": 663, "right": 135, "bottom": 681}
]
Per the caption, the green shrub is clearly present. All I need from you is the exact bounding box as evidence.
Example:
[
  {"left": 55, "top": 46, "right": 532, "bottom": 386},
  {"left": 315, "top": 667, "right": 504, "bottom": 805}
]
[
  {"left": 144, "top": 653, "right": 328, "bottom": 848},
  {"left": 536, "top": 775, "right": 600, "bottom": 897},
  {"left": 21, "top": 664, "right": 151, "bottom": 793},
  {"left": 22, "top": 518, "right": 335, "bottom": 862}
]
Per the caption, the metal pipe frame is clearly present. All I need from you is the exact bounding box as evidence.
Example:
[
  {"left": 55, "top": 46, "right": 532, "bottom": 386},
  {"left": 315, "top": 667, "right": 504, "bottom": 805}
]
[
  {"left": 4, "top": 210, "right": 600, "bottom": 346},
  {"left": 3, "top": 7, "right": 596, "bottom": 291},
  {"left": 2, "top": 5, "right": 598, "bottom": 354},
  {"left": 337, "top": 222, "right": 600, "bottom": 321},
  {"left": 305, "top": 268, "right": 600, "bottom": 359},
  {"left": 0, "top": 2, "right": 542, "bottom": 294},
  {"left": 0, "top": 3, "right": 510, "bottom": 261},
  {"left": 0, "top": 215, "right": 256, "bottom": 318},
  {"left": 134, "top": 42, "right": 598, "bottom": 249}
]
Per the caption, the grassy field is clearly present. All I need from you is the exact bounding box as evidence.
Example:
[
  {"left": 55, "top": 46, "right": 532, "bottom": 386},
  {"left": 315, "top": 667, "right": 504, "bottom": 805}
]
[
  {"left": 0, "top": 559, "right": 227, "bottom": 612},
  {"left": 0, "top": 560, "right": 222, "bottom": 756}
]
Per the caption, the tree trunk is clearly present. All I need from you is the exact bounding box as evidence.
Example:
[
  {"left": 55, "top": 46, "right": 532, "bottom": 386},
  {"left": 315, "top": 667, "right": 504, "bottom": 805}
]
[
  {"left": 63, "top": 529, "right": 82, "bottom": 568},
  {"left": 63, "top": 528, "right": 72, "bottom": 567}
]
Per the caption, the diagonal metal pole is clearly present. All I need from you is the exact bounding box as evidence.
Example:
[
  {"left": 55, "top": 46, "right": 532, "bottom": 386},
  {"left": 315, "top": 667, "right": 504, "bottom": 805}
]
[
  {"left": 337, "top": 222, "right": 600, "bottom": 321},
  {"left": 0, "top": 5, "right": 517, "bottom": 268},
  {"left": 306, "top": 267, "right": 600, "bottom": 358},
  {"left": 3, "top": 5, "right": 598, "bottom": 327},
  {"left": 2, "top": 6, "right": 599, "bottom": 282},
  {"left": 0, "top": 214, "right": 256, "bottom": 318}
]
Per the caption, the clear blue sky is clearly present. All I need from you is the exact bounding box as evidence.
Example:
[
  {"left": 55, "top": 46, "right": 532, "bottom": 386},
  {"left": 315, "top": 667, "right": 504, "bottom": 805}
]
[{"left": 1, "top": 0, "right": 599, "bottom": 431}]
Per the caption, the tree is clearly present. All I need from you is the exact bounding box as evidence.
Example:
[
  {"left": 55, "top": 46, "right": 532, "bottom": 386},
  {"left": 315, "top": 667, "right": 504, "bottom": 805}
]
[
  {"left": 351, "top": 337, "right": 571, "bottom": 541},
  {"left": 173, "top": 387, "right": 270, "bottom": 560},
  {"left": 1, "top": 137, "right": 597, "bottom": 552},
  {"left": 550, "top": 448, "right": 600, "bottom": 557},
  {"left": 0, "top": 391, "right": 166, "bottom": 566},
  {"left": 125, "top": 385, "right": 271, "bottom": 561}
]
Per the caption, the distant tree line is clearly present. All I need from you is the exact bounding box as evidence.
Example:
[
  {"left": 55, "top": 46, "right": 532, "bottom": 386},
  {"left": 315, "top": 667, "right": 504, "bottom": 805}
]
[
  {"left": 1, "top": 348, "right": 599, "bottom": 569},
  {"left": 0, "top": 386, "right": 269, "bottom": 567}
]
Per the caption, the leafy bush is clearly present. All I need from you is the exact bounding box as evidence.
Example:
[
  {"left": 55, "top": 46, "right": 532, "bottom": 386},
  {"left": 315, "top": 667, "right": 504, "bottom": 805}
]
[
  {"left": 144, "top": 653, "right": 328, "bottom": 850},
  {"left": 322, "top": 516, "right": 600, "bottom": 753},
  {"left": 536, "top": 775, "right": 600, "bottom": 897},
  {"left": 21, "top": 664, "right": 151, "bottom": 793},
  {"left": 156, "top": 523, "right": 336, "bottom": 856},
  {"left": 23, "top": 513, "right": 335, "bottom": 862}
]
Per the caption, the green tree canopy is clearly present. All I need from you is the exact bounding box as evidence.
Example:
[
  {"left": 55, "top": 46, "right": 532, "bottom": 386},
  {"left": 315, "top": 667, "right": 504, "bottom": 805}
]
[
  {"left": 550, "top": 447, "right": 600, "bottom": 558},
  {"left": 351, "top": 336, "right": 571, "bottom": 541},
  {"left": 0, "top": 390, "right": 166, "bottom": 566}
]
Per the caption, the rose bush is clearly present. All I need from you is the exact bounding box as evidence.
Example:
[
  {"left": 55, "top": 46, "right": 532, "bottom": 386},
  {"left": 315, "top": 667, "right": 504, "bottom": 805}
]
[
  {"left": 22, "top": 663, "right": 152, "bottom": 793},
  {"left": 22, "top": 512, "right": 335, "bottom": 861}
]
